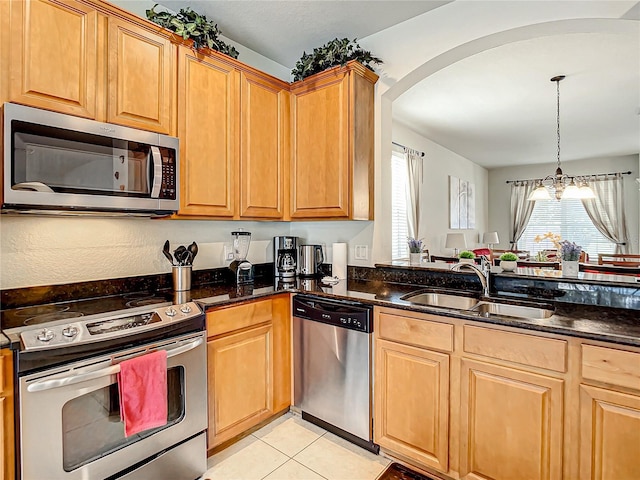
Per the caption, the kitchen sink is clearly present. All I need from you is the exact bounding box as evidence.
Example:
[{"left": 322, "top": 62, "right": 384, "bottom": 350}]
[
  {"left": 401, "top": 292, "right": 479, "bottom": 310},
  {"left": 470, "top": 301, "right": 554, "bottom": 319}
]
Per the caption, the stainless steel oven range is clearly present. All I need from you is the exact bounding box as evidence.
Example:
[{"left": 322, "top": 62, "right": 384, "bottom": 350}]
[{"left": 4, "top": 298, "right": 207, "bottom": 480}]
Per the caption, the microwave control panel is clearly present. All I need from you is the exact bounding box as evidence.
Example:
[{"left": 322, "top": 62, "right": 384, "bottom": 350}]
[{"left": 160, "top": 153, "right": 176, "bottom": 199}]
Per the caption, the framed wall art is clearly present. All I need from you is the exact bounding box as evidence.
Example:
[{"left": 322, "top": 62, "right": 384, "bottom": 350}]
[{"left": 449, "top": 176, "right": 475, "bottom": 229}]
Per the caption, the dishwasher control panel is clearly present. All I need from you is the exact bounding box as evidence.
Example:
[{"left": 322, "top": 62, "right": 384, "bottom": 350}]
[{"left": 293, "top": 296, "right": 372, "bottom": 333}]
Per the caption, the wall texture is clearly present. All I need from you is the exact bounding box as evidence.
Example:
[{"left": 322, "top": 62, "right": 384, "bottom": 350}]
[
  {"left": 391, "top": 120, "right": 489, "bottom": 256},
  {"left": 487, "top": 154, "right": 640, "bottom": 251}
]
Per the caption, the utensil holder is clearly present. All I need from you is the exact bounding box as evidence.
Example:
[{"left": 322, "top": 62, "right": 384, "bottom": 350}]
[{"left": 172, "top": 265, "right": 192, "bottom": 291}]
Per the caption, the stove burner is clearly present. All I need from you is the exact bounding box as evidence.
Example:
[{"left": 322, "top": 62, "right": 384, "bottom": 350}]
[
  {"left": 125, "top": 297, "right": 167, "bottom": 308},
  {"left": 15, "top": 305, "right": 70, "bottom": 317},
  {"left": 24, "top": 311, "right": 84, "bottom": 325}
]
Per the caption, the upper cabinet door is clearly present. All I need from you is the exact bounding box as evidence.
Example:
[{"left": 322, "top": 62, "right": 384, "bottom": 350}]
[
  {"left": 9, "top": 0, "right": 98, "bottom": 118},
  {"left": 178, "top": 47, "right": 238, "bottom": 217},
  {"left": 107, "top": 18, "right": 174, "bottom": 134},
  {"left": 240, "top": 71, "right": 288, "bottom": 219},
  {"left": 290, "top": 71, "right": 350, "bottom": 218}
]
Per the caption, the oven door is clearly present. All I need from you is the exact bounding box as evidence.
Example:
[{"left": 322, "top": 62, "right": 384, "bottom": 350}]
[{"left": 19, "top": 331, "right": 207, "bottom": 480}]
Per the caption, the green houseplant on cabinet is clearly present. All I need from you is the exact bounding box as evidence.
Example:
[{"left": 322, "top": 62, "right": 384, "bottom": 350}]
[
  {"left": 146, "top": 4, "right": 239, "bottom": 58},
  {"left": 291, "top": 38, "right": 382, "bottom": 81}
]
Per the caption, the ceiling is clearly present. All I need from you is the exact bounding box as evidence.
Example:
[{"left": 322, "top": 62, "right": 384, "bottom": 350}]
[
  {"left": 392, "top": 30, "right": 640, "bottom": 169},
  {"left": 145, "top": 1, "right": 639, "bottom": 170},
  {"left": 159, "top": 0, "right": 449, "bottom": 67}
]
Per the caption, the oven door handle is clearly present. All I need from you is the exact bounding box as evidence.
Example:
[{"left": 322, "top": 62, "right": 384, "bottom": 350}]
[{"left": 26, "top": 337, "right": 203, "bottom": 393}]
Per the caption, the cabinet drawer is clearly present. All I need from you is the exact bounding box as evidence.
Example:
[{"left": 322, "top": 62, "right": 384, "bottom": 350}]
[
  {"left": 207, "top": 299, "right": 273, "bottom": 337},
  {"left": 582, "top": 344, "right": 640, "bottom": 391},
  {"left": 377, "top": 310, "right": 453, "bottom": 352},
  {"left": 463, "top": 325, "right": 567, "bottom": 372}
]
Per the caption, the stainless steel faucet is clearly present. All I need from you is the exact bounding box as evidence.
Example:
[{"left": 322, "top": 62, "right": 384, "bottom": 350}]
[{"left": 451, "top": 261, "right": 491, "bottom": 297}]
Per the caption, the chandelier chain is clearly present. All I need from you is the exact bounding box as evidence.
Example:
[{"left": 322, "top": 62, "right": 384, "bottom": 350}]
[{"left": 556, "top": 78, "right": 561, "bottom": 170}]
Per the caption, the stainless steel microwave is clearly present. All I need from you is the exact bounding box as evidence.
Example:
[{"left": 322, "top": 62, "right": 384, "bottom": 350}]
[{"left": 2, "top": 103, "right": 179, "bottom": 216}]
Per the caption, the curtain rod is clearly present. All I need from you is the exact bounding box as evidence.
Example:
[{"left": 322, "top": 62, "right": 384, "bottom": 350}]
[
  {"left": 505, "top": 170, "right": 632, "bottom": 184},
  {"left": 392, "top": 141, "right": 425, "bottom": 157}
]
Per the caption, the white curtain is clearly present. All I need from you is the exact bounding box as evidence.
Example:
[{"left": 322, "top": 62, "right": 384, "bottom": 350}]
[
  {"left": 582, "top": 174, "right": 630, "bottom": 253},
  {"left": 509, "top": 181, "right": 536, "bottom": 248},
  {"left": 404, "top": 148, "right": 423, "bottom": 239}
]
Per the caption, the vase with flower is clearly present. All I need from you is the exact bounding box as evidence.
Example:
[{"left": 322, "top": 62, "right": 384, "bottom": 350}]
[
  {"left": 559, "top": 240, "right": 582, "bottom": 277},
  {"left": 407, "top": 237, "right": 423, "bottom": 265}
]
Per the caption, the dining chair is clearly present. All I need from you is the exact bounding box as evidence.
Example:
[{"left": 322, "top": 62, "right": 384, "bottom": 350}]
[{"left": 597, "top": 254, "right": 640, "bottom": 267}]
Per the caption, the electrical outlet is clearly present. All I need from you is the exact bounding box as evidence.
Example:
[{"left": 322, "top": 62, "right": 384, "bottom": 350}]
[
  {"left": 354, "top": 245, "right": 368, "bottom": 260},
  {"left": 223, "top": 245, "right": 234, "bottom": 261}
]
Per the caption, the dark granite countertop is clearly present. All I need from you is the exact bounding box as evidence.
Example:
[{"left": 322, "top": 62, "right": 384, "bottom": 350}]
[
  {"left": 193, "top": 278, "right": 640, "bottom": 347},
  {"left": 2, "top": 266, "right": 638, "bottom": 349}
]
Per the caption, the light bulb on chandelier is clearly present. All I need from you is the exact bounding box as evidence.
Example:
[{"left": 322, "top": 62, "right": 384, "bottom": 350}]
[{"left": 528, "top": 75, "right": 595, "bottom": 201}]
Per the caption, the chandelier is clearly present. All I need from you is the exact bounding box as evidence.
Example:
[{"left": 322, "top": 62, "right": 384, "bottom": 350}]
[{"left": 528, "top": 75, "right": 595, "bottom": 201}]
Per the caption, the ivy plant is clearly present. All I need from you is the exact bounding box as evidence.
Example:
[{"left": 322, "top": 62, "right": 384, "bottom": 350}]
[
  {"left": 146, "top": 4, "right": 239, "bottom": 59},
  {"left": 292, "top": 38, "right": 382, "bottom": 82}
]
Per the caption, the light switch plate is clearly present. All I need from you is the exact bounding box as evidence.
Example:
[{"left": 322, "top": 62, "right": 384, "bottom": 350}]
[
  {"left": 354, "top": 245, "right": 368, "bottom": 260},
  {"left": 223, "top": 245, "right": 234, "bottom": 261}
]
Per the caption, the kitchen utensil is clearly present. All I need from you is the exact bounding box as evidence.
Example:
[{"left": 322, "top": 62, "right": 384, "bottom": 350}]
[
  {"left": 162, "top": 240, "right": 174, "bottom": 265},
  {"left": 188, "top": 242, "right": 198, "bottom": 263},
  {"left": 174, "top": 246, "right": 187, "bottom": 265}
]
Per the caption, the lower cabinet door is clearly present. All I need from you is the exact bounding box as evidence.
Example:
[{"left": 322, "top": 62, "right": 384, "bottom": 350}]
[
  {"left": 207, "top": 324, "right": 273, "bottom": 449},
  {"left": 579, "top": 385, "right": 640, "bottom": 480},
  {"left": 374, "top": 339, "right": 449, "bottom": 472},
  {"left": 459, "top": 359, "right": 564, "bottom": 480}
]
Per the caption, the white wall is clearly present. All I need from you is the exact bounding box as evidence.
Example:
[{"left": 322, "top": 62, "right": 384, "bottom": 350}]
[
  {"left": 488, "top": 155, "right": 640, "bottom": 251},
  {"left": 392, "top": 121, "right": 489, "bottom": 255},
  {"left": 107, "top": 0, "right": 291, "bottom": 81}
]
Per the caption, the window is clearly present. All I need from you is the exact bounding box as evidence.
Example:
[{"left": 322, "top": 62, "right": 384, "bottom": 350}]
[
  {"left": 520, "top": 198, "right": 615, "bottom": 260},
  {"left": 391, "top": 151, "right": 409, "bottom": 259}
]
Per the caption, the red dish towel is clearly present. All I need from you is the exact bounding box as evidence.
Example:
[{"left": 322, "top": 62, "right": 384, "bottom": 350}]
[{"left": 118, "top": 350, "right": 168, "bottom": 437}]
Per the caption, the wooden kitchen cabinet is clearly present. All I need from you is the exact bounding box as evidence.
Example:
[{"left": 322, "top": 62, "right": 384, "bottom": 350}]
[
  {"left": 205, "top": 295, "right": 291, "bottom": 450},
  {"left": 239, "top": 71, "right": 289, "bottom": 219},
  {"left": 374, "top": 308, "right": 452, "bottom": 472},
  {"left": 177, "top": 47, "right": 289, "bottom": 219},
  {"left": 178, "top": 47, "right": 238, "bottom": 217},
  {"left": 579, "top": 344, "right": 640, "bottom": 479},
  {"left": 290, "top": 61, "right": 377, "bottom": 219},
  {"left": 5, "top": 0, "right": 175, "bottom": 134},
  {"left": 7, "top": 0, "right": 99, "bottom": 118},
  {"left": 579, "top": 385, "right": 640, "bottom": 480},
  {"left": 458, "top": 359, "right": 564, "bottom": 480},
  {"left": 0, "top": 350, "right": 14, "bottom": 480},
  {"left": 107, "top": 17, "right": 174, "bottom": 134}
]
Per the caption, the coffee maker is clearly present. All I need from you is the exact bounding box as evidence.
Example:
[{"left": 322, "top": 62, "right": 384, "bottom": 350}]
[{"left": 274, "top": 236, "right": 298, "bottom": 279}]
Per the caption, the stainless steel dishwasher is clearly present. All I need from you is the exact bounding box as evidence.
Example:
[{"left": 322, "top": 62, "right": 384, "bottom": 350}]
[{"left": 293, "top": 295, "right": 379, "bottom": 453}]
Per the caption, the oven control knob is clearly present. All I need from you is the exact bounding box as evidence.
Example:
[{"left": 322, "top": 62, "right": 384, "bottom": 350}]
[
  {"left": 165, "top": 307, "right": 177, "bottom": 317},
  {"left": 37, "top": 329, "right": 54, "bottom": 342},
  {"left": 180, "top": 304, "right": 192, "bottom": 314},
  {"left": 62, "top": 326, "right": 78, "bottom": 338}
]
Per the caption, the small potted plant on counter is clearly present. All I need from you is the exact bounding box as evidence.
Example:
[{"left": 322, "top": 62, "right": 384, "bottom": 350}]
[
  {"left": 407, "top": 237, "right": 423, "bottom": 265},
  {"left": 499, "top": 252, "right": 518, "bottom": 271},
  {"left": 559, "top": 240, "right": 582, "bottom": 277},
  {"left": 458, "top": 250, "right": 476, "bottom": 264}
]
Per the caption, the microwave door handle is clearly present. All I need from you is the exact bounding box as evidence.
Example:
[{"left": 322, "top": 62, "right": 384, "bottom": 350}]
[
  {"left": 26, "top": 337, "right": 203, "bottom": 393},
  {"left": 150, "top": 145, "right": 162, "bottom": 198}
]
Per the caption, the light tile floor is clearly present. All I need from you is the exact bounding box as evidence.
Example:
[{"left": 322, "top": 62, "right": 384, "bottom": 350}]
[{"left": 203, "top": 413, "right": 391, "bottom": 480}]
